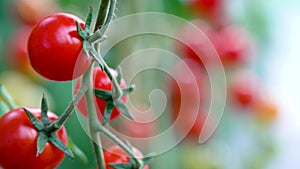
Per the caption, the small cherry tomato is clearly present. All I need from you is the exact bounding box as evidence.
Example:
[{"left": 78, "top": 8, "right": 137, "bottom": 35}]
[
  {"left": 229, "top": 70, "right": 260, "bottom": 108},
  {"left": 75, "top": 67, "right": 127, "bottom": 122},
  {"left": 104, "top": 145, "right": 149, "bottom": 169},
  {"left": 176, "top": 20, "right": 216, "bottom": 69},
  {"left": 28, "top": 13, "right": 91, "bottom": 81},
  {"left": 0, "top": 107, "right": 68, "bottom": 169},
  {"left": 169, "top": 59, "right": 211, "bottom": 140},
  {"left": 215, "top": 25, "right": 253, "bottom": 67},
  {"left": 177, "top": 22, "right": 253, "bottom": 68},
  {"left": 184, "top": 0, "right": 225, "bottom": 24}
]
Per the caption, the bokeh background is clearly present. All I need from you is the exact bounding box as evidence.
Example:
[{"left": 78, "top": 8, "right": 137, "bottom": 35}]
[{"left": 0, "top": 0, "right": 300, "bottom": 168}]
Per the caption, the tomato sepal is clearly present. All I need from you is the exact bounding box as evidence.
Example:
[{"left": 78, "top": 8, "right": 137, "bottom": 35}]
[
  {"left": 103, "top": 100, "right": 115, "bottom": 125},
  {"left": 23, "top": 96, "right": 74, "bottom": 159},
  {"left": 108, "top": 162, "right": 133, "bottom": 169},
  {"left": 94, "top": 85, "right": 136, "bottom": 122}
]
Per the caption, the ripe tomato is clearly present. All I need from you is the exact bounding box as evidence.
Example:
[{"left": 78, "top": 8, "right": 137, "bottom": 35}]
[
  {"left": 177, "top": 22, "right": 252, "bottom": 68},
  {"left": 75, "top": 67, "right": 127, "bottom": 122},
  {"left": 28, "top": 13, "right": 91, "bottom": 81},
  {"left": 215, "top": 25, "right": 253, "bottom": 67},
  {"left": 0, "top": 107, "right": 68, "bottom": 169},
  {"left": 184, "top": 0, "right": 225, "bottom": 24},
  {"left": 176, "top": 20, "right": 216, "bottom": 69},
  {"left": 169, "top": 59, "right": 211, "bottom": 140},
  {"left": 104, "top": 145, "right": 149, "bottom": 169},
  {"left": 229, "top": 70, "right": 260, "bottom": 108}
]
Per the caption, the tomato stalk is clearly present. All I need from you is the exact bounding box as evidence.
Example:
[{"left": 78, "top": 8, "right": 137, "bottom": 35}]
[
  {"left": 95, "top": 123, "right": 144, "bottom": 169},
  {"left": 0, "top": 84, "right": 18, "bottom": 110},
  {"left": 83, "top": 62, "right": 106, "bottom": 169}
]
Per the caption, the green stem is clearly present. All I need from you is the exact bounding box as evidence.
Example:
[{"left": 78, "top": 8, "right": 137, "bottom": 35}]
[
  {"left": 84, "top": 63, "right": 105, "bottom": 169},
  {"left": 0, "top": 85, "right": 17, "bottom": 110},
  {"left": 94, "top": 44, "right": 123, "bottom": 100},
  {"left": 96, "top": 124, "right": 143, "bottom": 168},
  {"left": 94, "top": 0, "right": 110, "bottom": 32},
  {"left": 46, "top": 82, "right": 88, "bottom": 133}
]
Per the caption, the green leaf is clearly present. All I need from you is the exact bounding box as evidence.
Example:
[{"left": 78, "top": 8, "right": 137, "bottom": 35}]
[
  {"left": 68, "top": 137, "right": 88, "bottom": 163},
  {"left": 103, "top": 100, "right": 114, "bottom": 125},
  {"left": 84, "top": 6, "right": 94, "bottom": 32},
  {"left": 0, "top": 101, "right": 9, "bottom": 117},
  {"left": 108, "top": 163, "right": 133, "bottom": 169},
  {"left": 36, "top": 131, "right": 48, "bottom": 156},
  {"left": 49, "top": 134, "right": 74, "bottom": 159},
  {"left": 122, "top": 85, "right": 136, "bottom": 96},
  {"left": 41, "top": 95, "right": 50, "bottom": 125},
  {"left": 114, "top": 99, "right": 134, "bottom": 120},
  {"left": 94, "top": 89, "right": 112, "bottom": 100},
  {"left": 23, "top": 108, "right": 44, "bottom": 131}
]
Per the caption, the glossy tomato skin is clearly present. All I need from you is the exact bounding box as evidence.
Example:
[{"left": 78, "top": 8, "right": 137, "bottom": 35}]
[
  {"left": 104, "top": 145, "right": 149, "bottom": 169},
  {"left": 28, "top": 13, "right": 91, "bottom": 81},
  {"left": 0, "top": 107, "right": 68, "bottom": 169},
  {"left": 75, "top": 67, "right": 127, "bottom": 121}
]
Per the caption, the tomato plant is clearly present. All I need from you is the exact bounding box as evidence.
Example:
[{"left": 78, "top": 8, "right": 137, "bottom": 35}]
[
  {"left": 103, "top": 145, "right": 149, "bottom": 169},
  {"left": 27, "top": 13, "right": 92, "bottom": 81},
  {"left": 0, "top": 107, "right": 68, "bottom": 169},
  {"left": 75, "top": 66, "right": 127, "bottom": 122}
]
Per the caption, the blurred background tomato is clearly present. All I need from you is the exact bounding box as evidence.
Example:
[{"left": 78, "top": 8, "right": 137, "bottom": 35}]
[{"left": 0, "top": 0, "right": 299, "bottom": 168}]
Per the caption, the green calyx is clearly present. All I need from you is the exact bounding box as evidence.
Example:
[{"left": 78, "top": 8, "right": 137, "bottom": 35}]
[
  {"left": 94, "top": 84, "right": 136, "bottom": 125},
  {"left": 23, "top": 95, "right": 73, "bottom": 159}
]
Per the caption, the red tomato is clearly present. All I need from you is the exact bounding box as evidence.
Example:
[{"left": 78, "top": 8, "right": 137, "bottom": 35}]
[
  {"left": 28, "top": 13, "right": 92, "bottom": 81},
  {"left": 104, "top": 145, "right": 149, "bottom": 169},
  {"left": 75, "top": 67, "right": 127, "bottom": 122},
  {"left": 176, "top": 20, "right": 216, "bottom": 69},
  {"left": 169, "top": 59, "right": 211, "bottom": 140},
  {"left": 184, "top": 0, "right": 225, "bottom": 24},
  {"left": 229, "top": 70, "right": 260, "bottom": 108},
  {"left": 14, "top": 0, "right": 59, "bottom": 25},
  {"left": 177, "top": 22, "right": 252, "bottom": 68},
  {"left": 0, "top": 107, "right": 68, "bottom": 169},
  {"left": 215, "top": 25, "right": 253, "bottom": 67}
]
